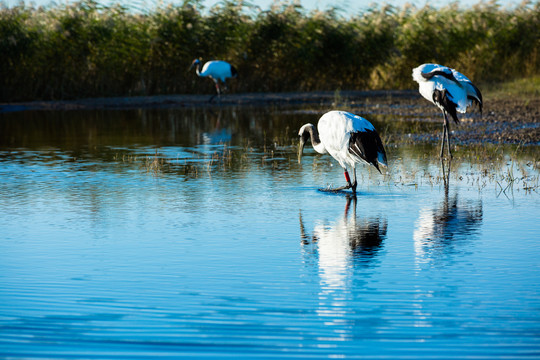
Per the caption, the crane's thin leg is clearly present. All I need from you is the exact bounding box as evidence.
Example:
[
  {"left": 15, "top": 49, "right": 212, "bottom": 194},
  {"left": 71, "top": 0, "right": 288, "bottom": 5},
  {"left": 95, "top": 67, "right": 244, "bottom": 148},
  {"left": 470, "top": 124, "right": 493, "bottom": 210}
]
[
  {"left": 340, "top": 169, "right": 356, "bottom": 192},
  {"left": 209, "top": 82, "right": 221, "bottom": 103},
  {"left": 322, "top": 169, "right": 352, "bottom": 192},
  {"left": 440, "top": 156, "right": 451, "bottom": 190},
  {"left": 319, "top": 168, "right": 360, "bottom": 193},
  {"left": 440, "top": 112, "right": 453, "bottom": 159},
  {"left": 351, "top": 168, "right": 357, "bottom": 195},
  {"left": 440, "top": 115, "right": 447, "bottom": 158},
  {"left": 445, "top": 115, "right": 453, "bottom": 159},
  {"left": 344, "top": 169, "right": 353, "bottom": 189}
]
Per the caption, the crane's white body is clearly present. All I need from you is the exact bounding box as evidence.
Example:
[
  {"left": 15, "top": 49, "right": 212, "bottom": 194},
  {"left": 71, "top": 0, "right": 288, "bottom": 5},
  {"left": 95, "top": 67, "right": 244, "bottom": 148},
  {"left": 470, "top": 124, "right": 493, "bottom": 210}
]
[
  {"left": 412, "top": 63, "right": 483, "bottom": 158},
  {"left": 316, "top": 111, "right": 386, "bottom": 169},
  {"left": 197, "top": 60, "right": 236, "bottom": 83},
  {"left": 412, "top": 63, "right": 479, "bottom": 114},
  {"left": 298, "top": 110, "right": 387, "bottom": 193},
  {"left": 190, "top": 59, "right": 237, "bottom": 102}
]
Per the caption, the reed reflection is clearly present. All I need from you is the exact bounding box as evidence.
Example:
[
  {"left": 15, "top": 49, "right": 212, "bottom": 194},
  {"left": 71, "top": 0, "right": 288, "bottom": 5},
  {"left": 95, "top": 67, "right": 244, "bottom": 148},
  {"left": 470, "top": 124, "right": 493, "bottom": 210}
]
[
  {"left": 414, "top": 160, "right": 483, "bottom": 266},
  {"left": 0, "top": 106, "right": 290, "bottom": 152}
]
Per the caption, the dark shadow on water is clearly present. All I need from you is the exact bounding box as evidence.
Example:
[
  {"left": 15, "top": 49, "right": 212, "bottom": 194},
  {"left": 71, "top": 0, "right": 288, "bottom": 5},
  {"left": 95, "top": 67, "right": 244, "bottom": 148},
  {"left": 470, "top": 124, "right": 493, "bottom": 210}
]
[
  {"left": 414, "top": 159, "right": 483, "bottom": 266},
  {"left": 314, "top": 187, "right": 395, "bottom": 200},
  {"left": 317, "top": 188, "right": 354, "bottom": 196}
]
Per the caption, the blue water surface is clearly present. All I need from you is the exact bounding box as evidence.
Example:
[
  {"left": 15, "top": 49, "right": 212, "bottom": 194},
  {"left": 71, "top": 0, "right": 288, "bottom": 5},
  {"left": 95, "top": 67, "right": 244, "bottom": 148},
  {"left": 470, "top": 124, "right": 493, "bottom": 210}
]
[{"left": 0, "top": 107, "right": 539, "bottom": 359}]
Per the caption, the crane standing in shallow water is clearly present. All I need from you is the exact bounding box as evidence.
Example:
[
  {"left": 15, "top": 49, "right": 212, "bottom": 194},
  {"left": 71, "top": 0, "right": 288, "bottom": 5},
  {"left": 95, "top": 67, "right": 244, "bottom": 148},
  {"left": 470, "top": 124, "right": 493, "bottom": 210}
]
[
  {"left": 298, "top": 111, "right": 388, "bottom": 195},
  {"left": 189, "top": 59, "right": 238, "bottom": 102},
  {"left": 412, "top": 63, "right": 483, "bottom": 158}
]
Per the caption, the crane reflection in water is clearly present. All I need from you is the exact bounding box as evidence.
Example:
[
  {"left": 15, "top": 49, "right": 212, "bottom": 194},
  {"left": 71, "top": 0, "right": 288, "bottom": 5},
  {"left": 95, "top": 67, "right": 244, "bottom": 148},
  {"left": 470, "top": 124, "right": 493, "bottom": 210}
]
[
  {"left": 198, "top": 109, "right": 232, "bottom": 145},
  {"left": 414, "top": 160, "right": 483, "bottom": 267},
  {"left": 299, "top": 195, "right": 388, "bottom": 331}
]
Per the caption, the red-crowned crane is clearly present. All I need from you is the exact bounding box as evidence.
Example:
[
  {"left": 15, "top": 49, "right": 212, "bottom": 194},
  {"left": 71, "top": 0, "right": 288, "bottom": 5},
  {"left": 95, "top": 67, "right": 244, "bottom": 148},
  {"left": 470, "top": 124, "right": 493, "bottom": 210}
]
[
  {"left": 298, "top": 110, "right": 388, "bottom": 195},
  {"left": 189, "top": 59, "right": 238, "bottom": 102},
  {"left": 412, "top": 63, "right": 483, "bottom": 158}
]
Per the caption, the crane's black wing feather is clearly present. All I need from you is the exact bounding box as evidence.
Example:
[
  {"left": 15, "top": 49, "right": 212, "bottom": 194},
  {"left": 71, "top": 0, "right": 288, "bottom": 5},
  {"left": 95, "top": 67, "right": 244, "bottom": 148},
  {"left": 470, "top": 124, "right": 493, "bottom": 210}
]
[
  {"left": 468, "top": 82, "right": 483, "bottom": 114},
  {"left": 421, "top": 69, "right": 459, "bottom": 85},
  {"left": 348, "top": 130, "right": 387, "bottom": 173},
  {"left": 433, "top": 89, "right": 460, "bottom": 124}
]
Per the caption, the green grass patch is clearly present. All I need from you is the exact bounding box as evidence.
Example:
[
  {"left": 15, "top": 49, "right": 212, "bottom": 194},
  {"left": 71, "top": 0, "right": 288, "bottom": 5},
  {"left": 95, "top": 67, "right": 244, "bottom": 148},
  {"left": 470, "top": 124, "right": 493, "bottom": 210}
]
[{"left": 483, "top": 75, "right": 540, "bottom": 99}]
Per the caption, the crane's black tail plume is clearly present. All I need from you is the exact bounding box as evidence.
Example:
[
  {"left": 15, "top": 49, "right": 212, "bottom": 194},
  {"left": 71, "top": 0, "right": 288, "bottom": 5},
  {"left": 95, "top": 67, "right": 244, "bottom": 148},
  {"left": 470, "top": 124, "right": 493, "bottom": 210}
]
[{"left": 230, "top": 65, "right": 238, "bottom": 78}]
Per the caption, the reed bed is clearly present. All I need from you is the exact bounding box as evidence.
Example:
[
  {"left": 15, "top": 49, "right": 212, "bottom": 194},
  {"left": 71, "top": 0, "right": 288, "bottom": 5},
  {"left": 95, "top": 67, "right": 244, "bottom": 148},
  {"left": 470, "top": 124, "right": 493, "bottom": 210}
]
[{"left": 1, "top": 0, "right": 538, "bottom": 101}]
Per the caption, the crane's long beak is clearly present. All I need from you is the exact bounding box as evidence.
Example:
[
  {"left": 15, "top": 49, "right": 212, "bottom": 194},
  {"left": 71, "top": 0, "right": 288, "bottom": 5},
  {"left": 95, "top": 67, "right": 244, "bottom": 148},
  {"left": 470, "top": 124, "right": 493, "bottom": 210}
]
[
  {"left": 188, "top": 63, "right": 195, "bottom": 72},
  {"left": 298, "top": 139, "right": 306, "bottom": 164}
]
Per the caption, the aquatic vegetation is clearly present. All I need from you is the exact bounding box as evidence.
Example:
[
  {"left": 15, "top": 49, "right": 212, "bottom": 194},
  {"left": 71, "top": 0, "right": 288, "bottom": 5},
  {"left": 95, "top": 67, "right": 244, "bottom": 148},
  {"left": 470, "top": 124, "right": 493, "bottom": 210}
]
[
  {"left": 144, "top": 149, "right": 166, "bottom": 175},
  {"left": 0, "top": 0, "right": 538, "bottom": 101},
  {"left": 112, "top": 138, "right": 538, "bottom": 198}
]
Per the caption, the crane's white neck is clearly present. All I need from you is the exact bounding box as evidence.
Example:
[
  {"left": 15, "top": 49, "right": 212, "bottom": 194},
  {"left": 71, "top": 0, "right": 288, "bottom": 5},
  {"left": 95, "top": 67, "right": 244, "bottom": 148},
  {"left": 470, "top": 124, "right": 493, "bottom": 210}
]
[
  {"left": 313, "top": 141, "right": 326, "bottom": 154},
  {"left": 194, "top": 61, "right": 202, "bottom": 76},
  {"left": 301, "top": 124, "right": 327, "bottom": 154}
]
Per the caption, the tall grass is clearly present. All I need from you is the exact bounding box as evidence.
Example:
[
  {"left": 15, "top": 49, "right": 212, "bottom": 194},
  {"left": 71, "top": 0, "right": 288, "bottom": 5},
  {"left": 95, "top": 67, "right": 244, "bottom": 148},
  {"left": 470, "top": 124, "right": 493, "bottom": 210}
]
[{"left": 1, "top": 0, "right": 538, "bottom": 101}]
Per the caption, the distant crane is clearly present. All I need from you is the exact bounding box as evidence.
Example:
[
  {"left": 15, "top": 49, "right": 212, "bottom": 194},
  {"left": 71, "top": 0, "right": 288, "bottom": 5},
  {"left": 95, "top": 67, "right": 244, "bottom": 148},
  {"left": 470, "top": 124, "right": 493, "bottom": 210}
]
[
  {"left": 189, "top": 59, "right": 238, "bottom": 102},
  {"left": 412, "top": 63, "right": 483, "bottom": 158},
  {"left": 298, "top": 110, "right": 388, "bottom": 194}
]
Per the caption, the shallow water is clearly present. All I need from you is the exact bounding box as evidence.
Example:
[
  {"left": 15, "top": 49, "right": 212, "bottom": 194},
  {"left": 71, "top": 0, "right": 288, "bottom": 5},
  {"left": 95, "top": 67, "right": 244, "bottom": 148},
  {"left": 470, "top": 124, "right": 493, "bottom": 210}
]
[{"left": 1, "top": 106, "right": 539, "bottom": 359}]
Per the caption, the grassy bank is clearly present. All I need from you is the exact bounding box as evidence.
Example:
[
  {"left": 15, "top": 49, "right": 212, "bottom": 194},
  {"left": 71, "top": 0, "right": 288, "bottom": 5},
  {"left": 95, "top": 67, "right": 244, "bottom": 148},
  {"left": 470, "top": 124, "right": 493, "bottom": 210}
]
[
  {"left": 483, "top": 75, "right": 540, "bottom": 100},
  {"left": 1, "top": 0, "right": 539, "bottom": 101}
]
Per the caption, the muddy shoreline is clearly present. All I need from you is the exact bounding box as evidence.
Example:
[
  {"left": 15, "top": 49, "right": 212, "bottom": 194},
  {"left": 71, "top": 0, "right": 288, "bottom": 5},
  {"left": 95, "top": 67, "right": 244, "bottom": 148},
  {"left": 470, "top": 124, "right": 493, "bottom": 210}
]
[
  {"left": 1, "top": 90, "right": 538, "bottom": 145},
  {"left": 0, "top": 90, "right": 416, "bottom": 112}
]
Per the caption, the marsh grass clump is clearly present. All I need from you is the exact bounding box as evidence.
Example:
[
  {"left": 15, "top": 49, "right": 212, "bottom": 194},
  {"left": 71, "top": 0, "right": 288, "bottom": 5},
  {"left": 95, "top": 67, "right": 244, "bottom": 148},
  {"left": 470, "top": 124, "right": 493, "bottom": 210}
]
[
  {"left": 144, "top": 149, "right": 166, "bottom": 175},
  {"left": 383, "top": 141, "right": 539, "bottom": 195},
  {"left": 0, "top": 1, "right": 538, "bottom": 101},
  {"left": 114, "top": 148, "right": 170, "bottom": 176},
  {"left": 128, "top": 142, "right": 290, "bottom": 179}
]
